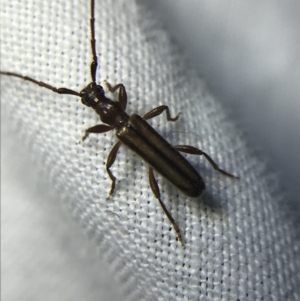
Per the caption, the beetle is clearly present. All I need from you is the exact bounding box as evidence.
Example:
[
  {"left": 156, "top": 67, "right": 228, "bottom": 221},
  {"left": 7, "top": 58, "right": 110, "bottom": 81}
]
[{"left": 0, "top": 0, "right": 238, "bottom": 245}]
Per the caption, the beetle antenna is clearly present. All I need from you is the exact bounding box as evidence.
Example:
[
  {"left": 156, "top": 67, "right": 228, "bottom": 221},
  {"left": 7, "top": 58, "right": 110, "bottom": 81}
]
[{"left": 90, "top": 0, "right": 98, "bottom": 83}]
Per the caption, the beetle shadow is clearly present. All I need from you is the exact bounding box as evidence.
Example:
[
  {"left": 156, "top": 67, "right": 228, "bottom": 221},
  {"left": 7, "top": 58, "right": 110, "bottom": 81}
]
[
  {"left": 200, "top": 189, "right": 228, "bottom": 215},
  {"left": 186, "top": 172, "right": 236, "bottom": 226},
  {"left": 162, "top": 170, "right": 233, "bottom": 222}
]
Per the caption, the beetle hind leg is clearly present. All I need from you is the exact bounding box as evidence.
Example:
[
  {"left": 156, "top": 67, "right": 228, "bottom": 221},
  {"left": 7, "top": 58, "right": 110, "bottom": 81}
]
[
  {"left": 174, "top": 145, "right": 239, "bottom": 179},
  {"left": 148, "top": 167, "right": 184, "bottom": 245}
]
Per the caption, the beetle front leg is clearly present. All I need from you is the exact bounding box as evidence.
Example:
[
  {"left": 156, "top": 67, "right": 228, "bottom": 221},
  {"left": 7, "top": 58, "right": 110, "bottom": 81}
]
[
  {"left": 81, "top": 124, "right": 113, "bottom": 142},
  {"left": 106, "top": 141, "right": 122, "bottom": 196},
  {"left": 143, "top": 105, "right": 181, "bottom": 122},
  {"left": 104, "top": 80, "right": 127, "bottom": 111},
  {"left": 173, "top": 145, "right": 239, "bottom": 179},
  {"left": 149, "top": 167, "right": 184, "bottom": 245}
]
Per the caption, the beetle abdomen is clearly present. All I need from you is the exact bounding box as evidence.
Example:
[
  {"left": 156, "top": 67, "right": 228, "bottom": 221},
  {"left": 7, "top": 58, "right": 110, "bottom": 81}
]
[{"left": 117, "top": 114, "right": 205, "bottom": 197}]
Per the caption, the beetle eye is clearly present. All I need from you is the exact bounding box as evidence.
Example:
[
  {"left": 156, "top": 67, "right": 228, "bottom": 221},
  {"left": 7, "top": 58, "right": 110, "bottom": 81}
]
[
  {"left": 81, "top": 94, "right": 91, "bottom": 106},
  {"left": 96, "top": 85, "right": 104, "bottom": 95}
]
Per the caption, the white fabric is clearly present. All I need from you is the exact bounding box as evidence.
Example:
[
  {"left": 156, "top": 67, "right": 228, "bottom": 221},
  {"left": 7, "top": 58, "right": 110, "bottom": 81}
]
[
  {"left": 148, "top": 0, "right": 300, "bottom": 205},
  {"left": 1, "top": 0, "right": 299, "bottom": 301}
]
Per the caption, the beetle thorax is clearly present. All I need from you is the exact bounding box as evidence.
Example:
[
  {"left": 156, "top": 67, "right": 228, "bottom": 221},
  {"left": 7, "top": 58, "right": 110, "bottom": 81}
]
[{"left": 95, "top": 98, "right": 129, "bottom": 128}]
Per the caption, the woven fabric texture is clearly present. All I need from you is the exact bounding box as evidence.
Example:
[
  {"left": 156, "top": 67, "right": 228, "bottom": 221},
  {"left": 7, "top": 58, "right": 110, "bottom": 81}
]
[{"left": 1, "top": 0, "right": 299, "bottom": 300}]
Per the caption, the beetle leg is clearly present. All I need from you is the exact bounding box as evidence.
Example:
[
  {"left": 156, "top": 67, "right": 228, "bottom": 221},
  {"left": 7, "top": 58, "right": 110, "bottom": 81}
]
[
  {"left": 173, "top": 145, "right": 239, "bottom": 179},
  {"left": 149, "top": 167, "right": 184, "bottom": 245},
  {"left": 106, "top": 141, "right": 122, "bottom": 196},
  {"left": 81, "top": 124, "right": 113, "bottom": 141},
  {"left": 143, "top": 105, "right": 181, "bottom": 122},
  {"left": 104, "top": 80, "right": 127, "bottom": 111}
]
